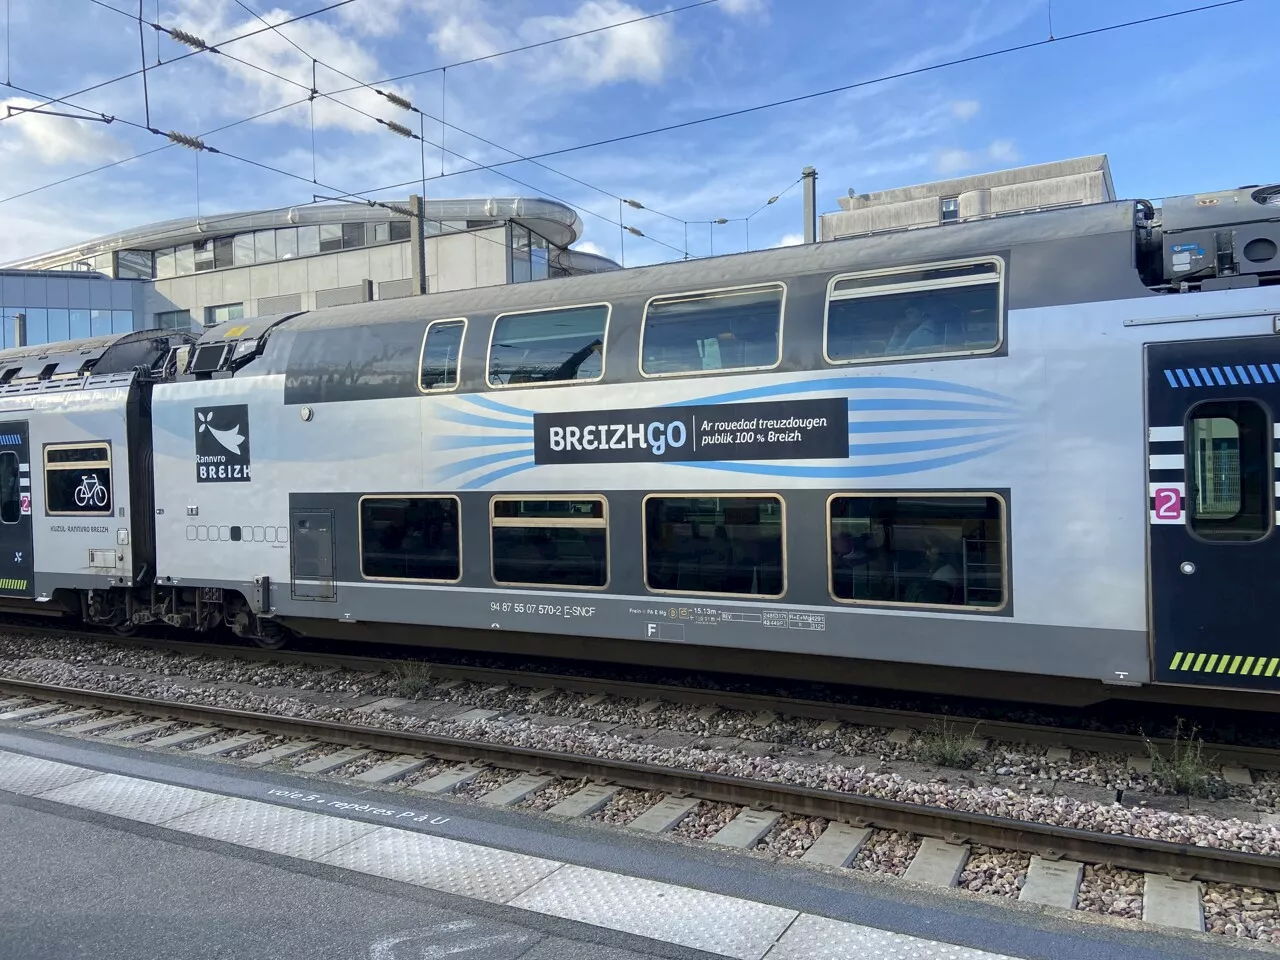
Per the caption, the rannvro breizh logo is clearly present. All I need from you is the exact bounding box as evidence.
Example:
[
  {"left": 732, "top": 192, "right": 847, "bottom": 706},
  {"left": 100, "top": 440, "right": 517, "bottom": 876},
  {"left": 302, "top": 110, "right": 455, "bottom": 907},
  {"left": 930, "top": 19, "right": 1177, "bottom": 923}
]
[{"left": 194, "top": 404, "right": 251, "bottom": 482}]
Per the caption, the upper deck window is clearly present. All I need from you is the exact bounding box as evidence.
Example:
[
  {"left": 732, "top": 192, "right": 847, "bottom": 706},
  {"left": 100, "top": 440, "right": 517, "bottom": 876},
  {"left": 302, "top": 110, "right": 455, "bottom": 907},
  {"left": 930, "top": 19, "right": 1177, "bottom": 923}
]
[
  {"left": 45, "top": 443, "right": 112, "bottom": 517},
  {"left": 825, "top": 258, "right": 1002, "bottom": 364},
  {"left": 641, "top": 284, "right": 784, "bottom": 377},
  {"left": 419, "top": 319, "right": 466, "bottom": 392},
  {"left": 488, "top": 304, "right": 608, "bottom": 388}
]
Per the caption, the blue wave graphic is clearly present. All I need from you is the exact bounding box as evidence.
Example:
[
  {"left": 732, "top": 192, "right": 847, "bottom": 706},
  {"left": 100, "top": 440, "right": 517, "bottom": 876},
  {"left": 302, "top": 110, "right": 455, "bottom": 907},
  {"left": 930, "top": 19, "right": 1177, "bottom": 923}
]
[
  {"left": 847, "top": 398, "right": 1014, "bottom": 413},
  {"left": 434, "top": 409, "right": 535, "bottom": 432},
  {"left": 459, "top": 394, "right": 535, "bottom": 420},
  {"left": 461, "top": 458, "right": 537, "bottom": 489},
  {"left": 847, "top": 417, "right": 1016, "bottom": 433},
  {"left": 434, "top": 449, "right": 533, "bottom": 481},
  {"left": 847, "top": 429, "right": 1017, "bottom": 456},
  {"left": 688, "top": 440, "right": 1015, "bottom": 479},
  {"left": 431, "top": 434, "right": 535, "bottom": 450},
  {"left": 668, "top": 375, "right": 1016, "bottom": 407}
]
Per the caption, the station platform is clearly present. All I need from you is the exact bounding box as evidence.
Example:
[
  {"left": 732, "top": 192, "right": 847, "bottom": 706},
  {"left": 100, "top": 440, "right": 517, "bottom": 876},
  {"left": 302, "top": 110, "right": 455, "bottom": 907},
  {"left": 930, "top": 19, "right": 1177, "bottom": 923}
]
[{"left": 0, "top": 726, "right": 1260, "bottom": 960}]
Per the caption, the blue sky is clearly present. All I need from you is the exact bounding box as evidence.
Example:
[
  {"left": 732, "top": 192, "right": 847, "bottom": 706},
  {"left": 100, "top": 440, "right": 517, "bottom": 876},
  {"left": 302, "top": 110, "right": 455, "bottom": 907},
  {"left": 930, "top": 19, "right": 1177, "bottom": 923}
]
[{"left": 0, "top": 0, "right": 1272, "bottom": 265}]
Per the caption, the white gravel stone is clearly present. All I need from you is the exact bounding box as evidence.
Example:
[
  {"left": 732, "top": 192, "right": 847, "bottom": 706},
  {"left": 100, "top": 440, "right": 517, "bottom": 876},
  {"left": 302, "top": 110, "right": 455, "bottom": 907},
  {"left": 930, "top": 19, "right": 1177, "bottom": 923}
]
[
  {"left": 454, "top": 768, "right": 520, "bottom": 800},
  {"left": 1076, "top": 864, "right": 1143, "bottom": 919},
  {"left": 671, "top": 800, "right": 738, "bottom": 841},
  {"left": 956, "top": 845, "right": 1029, "bottom": 896},
  {"left": 589, "top": 788, "right": 665, "bottom": 825},
  {"left": 754, "top": 814, "right": 826, "bottom": 858},
  {"left": 520, "top": 777, "right": 584, "bottom": 811},
  {"left": 850, "top": 830, "right": 920, "bottom": 878},
  {"left": 1201, "top": 883, "right": 1280, "bottom": 941}
]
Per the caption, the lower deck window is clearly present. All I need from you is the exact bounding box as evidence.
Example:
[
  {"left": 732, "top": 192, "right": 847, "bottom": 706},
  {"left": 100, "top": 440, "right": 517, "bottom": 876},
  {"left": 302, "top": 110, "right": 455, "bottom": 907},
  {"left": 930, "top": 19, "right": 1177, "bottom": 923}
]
[
  {"left": 830, "top": 494, "right": 1005, "bottom": 608},
  {"left": 360, "top": 496, "right": 460, "bottom": 581},
  {"left": 491, "top": 497, "right": 607, "bottom": 587},
  {"left": 644, "top": 495, "right": 784, "bottom": 597},
  {"left": 45, "top": 443, "right": 112, "bottom": 516}
]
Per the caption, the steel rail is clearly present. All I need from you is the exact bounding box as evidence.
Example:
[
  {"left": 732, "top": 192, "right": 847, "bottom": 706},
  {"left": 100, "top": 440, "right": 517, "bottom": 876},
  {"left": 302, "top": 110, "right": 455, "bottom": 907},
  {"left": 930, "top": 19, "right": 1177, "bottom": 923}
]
[
  {"left": 28, "top": 627, "right": 1280, "bottom": 774},
  {"left": 2, "top": 675, "right": 1278, "bottom": 889}
]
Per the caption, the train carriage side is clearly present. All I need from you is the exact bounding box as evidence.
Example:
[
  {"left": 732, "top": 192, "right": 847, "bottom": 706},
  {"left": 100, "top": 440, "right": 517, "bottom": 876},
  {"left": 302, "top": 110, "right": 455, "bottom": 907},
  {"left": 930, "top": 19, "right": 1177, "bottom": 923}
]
[{"left": 144, "top": 185, "right": 1280, "bottom": 706}]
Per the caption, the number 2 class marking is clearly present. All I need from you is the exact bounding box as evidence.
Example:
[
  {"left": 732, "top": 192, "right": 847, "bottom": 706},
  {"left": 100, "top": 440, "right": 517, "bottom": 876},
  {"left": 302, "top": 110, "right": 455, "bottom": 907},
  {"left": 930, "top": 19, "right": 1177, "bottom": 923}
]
[{"left": 1154, "top": 488, "right": 1183, "bottom": 520}]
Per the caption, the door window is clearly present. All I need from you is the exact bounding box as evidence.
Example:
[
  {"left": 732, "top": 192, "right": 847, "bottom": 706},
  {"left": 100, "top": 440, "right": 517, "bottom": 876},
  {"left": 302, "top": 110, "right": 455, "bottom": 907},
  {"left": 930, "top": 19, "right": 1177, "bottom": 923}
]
[
  {"left": 0, "top": 452, "right": 19, "bottom": 524},
  {"left": 1186, "top": 401, "right": 1272, "bottom": 542}
]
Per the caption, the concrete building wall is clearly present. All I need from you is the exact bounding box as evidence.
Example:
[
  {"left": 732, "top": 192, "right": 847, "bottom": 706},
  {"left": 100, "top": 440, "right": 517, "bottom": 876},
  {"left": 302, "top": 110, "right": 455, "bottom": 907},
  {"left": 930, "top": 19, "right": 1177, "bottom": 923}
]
[{"left": 431, "top": 227, "right": 509, "bottom": 293}]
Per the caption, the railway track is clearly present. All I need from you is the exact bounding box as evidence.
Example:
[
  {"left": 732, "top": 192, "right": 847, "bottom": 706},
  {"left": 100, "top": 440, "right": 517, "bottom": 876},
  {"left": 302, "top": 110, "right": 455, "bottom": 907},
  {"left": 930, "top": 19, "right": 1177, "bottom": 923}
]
[
  {"left": 16, "top": 624, "right": 1280, "bottom": 776},
  {"left": 1, "top": 672, "right": 1279, "bottom": 899}
]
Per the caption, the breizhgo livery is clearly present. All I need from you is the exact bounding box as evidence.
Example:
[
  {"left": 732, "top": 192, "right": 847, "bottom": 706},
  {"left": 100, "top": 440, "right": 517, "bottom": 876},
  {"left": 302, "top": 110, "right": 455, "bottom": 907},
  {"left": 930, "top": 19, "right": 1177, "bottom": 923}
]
[{"left": 0, "top": 183, "right": 1277, "bottom": 709}]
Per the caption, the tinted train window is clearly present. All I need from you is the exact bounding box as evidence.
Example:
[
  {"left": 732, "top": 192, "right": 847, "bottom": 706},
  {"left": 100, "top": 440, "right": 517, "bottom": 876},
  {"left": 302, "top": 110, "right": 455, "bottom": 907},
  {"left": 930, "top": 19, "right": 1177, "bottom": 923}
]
[
  {"left": 44, "top": 443, "right": 112, "bottom": 516},
  {"left": 0, "top": 452, "right": 19, "bottom": 524},
  {"left": 360, "top": 496, "right": 460, "bottom": 581},
  {"left": 829, "top": 494, "right": 1005, "bottom": 609},
  {"left": 644, "top": 495, "right": 783, "bottom": 597},
  {"left": 491, "top": 497, "right": 607, "bottom": 588},
  {"left": 641, "top": 284, "right": 783, "bottom": 376},
  {"left": 488, "top": 304, "right": 607, "bottom": 387},
  {"left": 1187, "top": 401, "right": 1271, "bottom": 542},
  {"left": 826, "top": 259, "right": 1001, "bottom": 363},
  {"left": 419, "top": 319, "right": 465, "bottom": 392}
]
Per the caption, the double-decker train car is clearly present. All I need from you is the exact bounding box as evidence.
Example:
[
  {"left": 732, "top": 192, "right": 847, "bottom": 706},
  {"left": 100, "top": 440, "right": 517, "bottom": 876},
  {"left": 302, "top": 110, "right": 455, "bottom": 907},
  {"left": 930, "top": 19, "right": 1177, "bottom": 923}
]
[{"left": 1, "top": 183, "right": 1278, "bottom": 709}]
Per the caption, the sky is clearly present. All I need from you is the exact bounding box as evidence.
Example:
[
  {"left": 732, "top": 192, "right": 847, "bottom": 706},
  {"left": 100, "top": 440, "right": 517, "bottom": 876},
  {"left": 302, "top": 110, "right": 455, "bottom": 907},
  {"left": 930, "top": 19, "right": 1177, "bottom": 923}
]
[{"left": 0, "top": 0, "right": 1273, "bottom": 267}]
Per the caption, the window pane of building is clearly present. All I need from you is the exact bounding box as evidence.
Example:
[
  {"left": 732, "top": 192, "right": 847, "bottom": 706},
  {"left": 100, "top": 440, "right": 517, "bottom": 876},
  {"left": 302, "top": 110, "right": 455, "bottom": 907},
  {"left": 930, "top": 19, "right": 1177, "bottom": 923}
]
[
  {"left": 24, "top": 308, "right": 48, "bottom": 345},
  {"left": 155, "top": 248, "right": 175, "bottom": 279},
  {"left": 389, "top": 220, "right": 411, "bottom": 241},
  {"left": 205, "top": 303, "right": 244, "bottom": 326},
  {"left": 298, "top": 225, "right": 320, "bottom": 256},
  {"left": 1187, "top": 401, "right": 1271, "bottom": 542},
  {"left": 420, "top": 320, "right": 464, "bottom": 391},
  {"left": 214, "top": 236, "right": 235, "bottom": 269},
  {"left": 254, "top": 230, "right": 276, "bottom": 263},
  {"left": 70, "top": 309, "right": 91, "bottom": 340},
  {"left": 174, "top": 244, "right": 195, "bottom": 275},
  {"left": 342, "top": 222, "right": 366, "bottom": 249},
  {"left": 276, "top": 227, "right": 298, "bottom": 260},
  {"left": 492, "top": 497, "right": 607, "bottom": 588},
  {"left": 829, "top": 495, "right": 1004, "bottom": 608},
  {"left": 373, "top": 222, "right": 390, "bottom": 243},
  {"left": 194, "top": 239, "right": 215, "bottom": 272},
  {"left": 642, "top": 285, "right": 783, "bottom": 375},
  {"left": 90, "top": 309, "right": 111, "bottom": 337},
  {"left": 360, "top": 496, "right": 460, "bottom": 581},
  {"left": 644, "top": 495, "right": 783, "bottom": 597},
  {"left": 826, "top": 262, "right": 1001, "bottom": 362},
  {"left": 156, "top": 310, "right": 192, "bottom": 331},
  {"left": 488, "top": 305, "right": 606, "bottom": 386},
  {"left": 47, "top": 309, "right": 69, "bottom": 342},
  {"left": 111, "top": 310, "right": 133, "bottom": 334},
  {"left": 233, "top": 234, "right": 255, "bottom": 266},
  {"left": 115, "top": 250, "right": 153, "bottom": 280},
  {"left": 319, "top": 223, "right": 342, "bottom": 252}
]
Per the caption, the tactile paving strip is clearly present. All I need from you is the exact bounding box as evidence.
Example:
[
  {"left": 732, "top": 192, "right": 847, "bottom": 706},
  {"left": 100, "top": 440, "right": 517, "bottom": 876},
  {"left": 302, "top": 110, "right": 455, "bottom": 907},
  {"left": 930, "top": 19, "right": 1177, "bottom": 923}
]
[
  {"left": 162, "top": 796, "right": 379, "bottom": 859},
  {"left": 36, "top": 773, "right": 228, "bottom": 825},
  {"left": 509, "top": 864, "right": 798, "bottom": 960},
  {"left": 318, "top": 826, "right": 562, "bottom": 904},
  {"left": 0, "top": 750, "right": 107, "bottom": 796},
  {"left": 764, "top": 914, "right": 1011, "bottom": 960}
]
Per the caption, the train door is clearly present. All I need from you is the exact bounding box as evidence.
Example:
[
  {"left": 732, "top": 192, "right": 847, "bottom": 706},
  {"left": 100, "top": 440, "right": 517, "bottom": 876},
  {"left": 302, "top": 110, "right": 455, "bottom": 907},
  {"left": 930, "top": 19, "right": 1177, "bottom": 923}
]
[
  {"left": 1147, "top": 336, "right": 1280, "bottom": 689},
  {"left": 0, "top": 422, "right": 34, "bottom": 597},
  {"left": 290, "top": 508, "right": 336, "bottom": 600}
]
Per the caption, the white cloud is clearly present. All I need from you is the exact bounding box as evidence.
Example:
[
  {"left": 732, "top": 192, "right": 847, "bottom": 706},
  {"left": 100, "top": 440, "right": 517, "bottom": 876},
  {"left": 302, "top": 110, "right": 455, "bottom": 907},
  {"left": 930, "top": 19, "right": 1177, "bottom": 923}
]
[
  {"left": 775, "top": 232, "right": 803, "bottom": 247},
  {"left": 574, "top": 239, "right": 608, "bottom": 256},
  {"left": 934, "top": 140, "right": 1019, "bottom": 175},
  {"left": 719, "top": 0, "right": 768, "bottom": 15},
  {"left": 0, "top": 98, "right": 129, "bottom": 165},
  {"left": 950, "top": 99, "right": 980, "bottom": 121},
  {"left": 935, "top": 148, "right": 972, "bottom": 174},
  {"left": 987, "top": 138, "right": 1018, "bottom": 163}
]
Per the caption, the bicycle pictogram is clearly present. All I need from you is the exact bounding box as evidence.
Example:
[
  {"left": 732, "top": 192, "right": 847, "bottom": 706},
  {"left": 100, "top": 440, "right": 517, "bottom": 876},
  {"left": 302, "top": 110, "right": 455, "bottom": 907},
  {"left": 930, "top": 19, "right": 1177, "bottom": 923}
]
[{"left": 74, "top": 473, "right": 108, "bottom": 508}]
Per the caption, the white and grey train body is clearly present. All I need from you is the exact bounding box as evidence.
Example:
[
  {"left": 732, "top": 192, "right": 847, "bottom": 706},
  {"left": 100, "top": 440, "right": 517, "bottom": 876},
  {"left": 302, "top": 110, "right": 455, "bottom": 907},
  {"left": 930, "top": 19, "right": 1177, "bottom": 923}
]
[{"left": 1, "top": 183, "right": 1277, "bottom": 707}]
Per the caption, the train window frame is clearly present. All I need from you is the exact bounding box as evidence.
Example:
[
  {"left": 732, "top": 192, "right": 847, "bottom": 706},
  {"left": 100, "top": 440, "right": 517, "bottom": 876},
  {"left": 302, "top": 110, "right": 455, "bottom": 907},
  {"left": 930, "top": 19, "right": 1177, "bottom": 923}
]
[
  {"left": 822, "top": 256, "right": 1005, "bottom": 367},
  {"left": 489, "top": 494, "right": 610, "bottom": 590},
  {"left": 638, "top": 281, "right": 788, "bottom": 380},
  {"left": 357, "top": 494, "right": 463, "bottom": 584},
  {"left": 43, "top": 442, "right": 113, "bottom": 518},
  {"left": 1183, "top": 399, "right": 1274, "bottom": 544},
  {"left": 485, "top": 301, "right": 611, "bottom": 391},
  {"left": 825, "top": 491, "right": 1008, "bottom": 612},
  {"left": 416, "top": 317, "right": 468, "bottom": 394},
  {"left": 641, "top": 492, "right": 787, "bottom": 600},
  {"left": 0, "top": 451, "right": 19, "bottom": 524}
]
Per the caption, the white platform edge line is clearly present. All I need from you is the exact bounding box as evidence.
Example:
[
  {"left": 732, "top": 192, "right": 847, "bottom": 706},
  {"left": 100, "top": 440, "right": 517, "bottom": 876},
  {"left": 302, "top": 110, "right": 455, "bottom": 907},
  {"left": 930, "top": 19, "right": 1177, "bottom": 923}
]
[{"left": 0, "top": 752, "right": 1029, "bottom": 960}]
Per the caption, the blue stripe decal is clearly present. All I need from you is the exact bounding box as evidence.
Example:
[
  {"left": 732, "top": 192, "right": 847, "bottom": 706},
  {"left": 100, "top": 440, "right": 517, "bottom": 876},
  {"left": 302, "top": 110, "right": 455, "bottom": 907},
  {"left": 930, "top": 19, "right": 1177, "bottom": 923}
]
[
  {"left": 430, "top": 435, "right": 534, "bottom": 450},
  {"left": 459, "top": 458, "right": 536, "bottom": 489},
  {"left": 1273, "top": 364, "right": 1280, "bottom": 381},
  {"left": 687, "top": 440, "right": 1015, "bottom": 480},
  {"left": 1237, "top": 365, "right": 1251, "bottom": 384},
  {"left": 0, "top": 434, "right": 20, "bottom": 445},
  {"left": 459, "top": 394, "right": 535, "bottom": 420},
  {"left": 1224, "top": 366, "right": 1239, "bottom": 385},
  {"left": 1164, "top": 370, "right": 1179, "bottom": 388},
  {"left": 664, "top": 375, "right": 1017, "bottom": 408},
  {"left": 433, "top": 410, "right": 535, "bottom": 432},
  {"left": 1212, "top": 367, "right": 1227, "bottom": 386},
  {"left": 1249, "top": 365, "right": 1264, "bottom": 384},
  {"left": 1199, "top": 367, "right": 1214, "bottom": 385},
  {"left": 845, "top": 398, "right": 1014, "bottom": 413},
  {"left": 434, "top": 449, "right": 532, "bottom": 481},
  {"left": 1262, "top": 365, "right": 1276, "bottom": 384},
  {"left": 1176, "top": 369, "right": 1191, "bottom": 388},
  {"left": 1187, "top": 368, "right": 1203, "bottom": 387},
  {"left": 847, "top": 417, "right": 1016, "bottom": 434}
]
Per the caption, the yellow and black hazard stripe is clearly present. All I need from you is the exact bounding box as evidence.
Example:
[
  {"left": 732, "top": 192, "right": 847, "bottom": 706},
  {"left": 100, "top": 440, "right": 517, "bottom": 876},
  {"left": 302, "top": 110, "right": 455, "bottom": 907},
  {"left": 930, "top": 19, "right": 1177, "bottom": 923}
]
[
  {"left": 1169, "top": 651, "right": 1280, "bottom": 677},
  {"left": 0, "top": 578, "right": 27, "bottom": 591}
]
